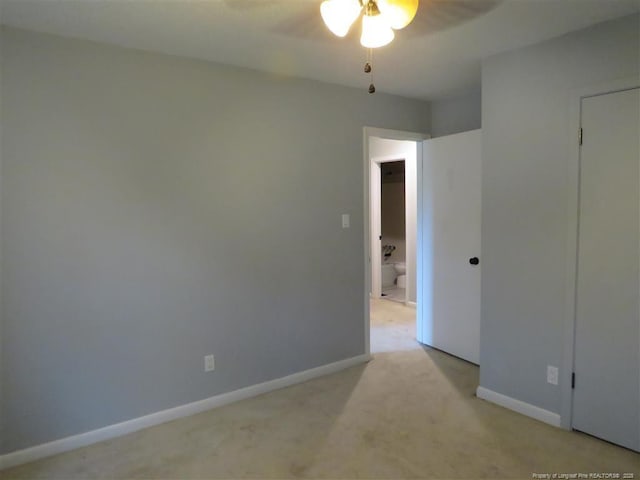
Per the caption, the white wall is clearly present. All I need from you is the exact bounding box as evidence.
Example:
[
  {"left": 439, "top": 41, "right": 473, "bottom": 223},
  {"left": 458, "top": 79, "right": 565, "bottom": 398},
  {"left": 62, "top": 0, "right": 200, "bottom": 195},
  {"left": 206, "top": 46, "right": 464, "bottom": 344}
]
[
  {"left": 0, "top": 26, "right": 430, "bottom": 454},
  {"left": 405, "top": 146, "right": 417, "bottom": 304},
  {"left": 480, "top": 14, "right": 639, "bottom": 417},
  {"left": 369, "top": 137, "right": 417, "bottom": 303},
  {"left": 430, "top": 89, "right": 481, "bottom": 138}
]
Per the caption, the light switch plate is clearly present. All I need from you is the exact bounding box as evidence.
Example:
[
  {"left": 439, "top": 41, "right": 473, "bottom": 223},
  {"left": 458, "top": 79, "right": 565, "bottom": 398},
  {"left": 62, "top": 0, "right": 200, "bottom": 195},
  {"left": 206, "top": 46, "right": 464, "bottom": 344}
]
[
  {"left": 342, "top": 214, "right": 350, "bottom": 228},
  {"left": 204, "top": 354, "right": 215, "bottom": 372}
]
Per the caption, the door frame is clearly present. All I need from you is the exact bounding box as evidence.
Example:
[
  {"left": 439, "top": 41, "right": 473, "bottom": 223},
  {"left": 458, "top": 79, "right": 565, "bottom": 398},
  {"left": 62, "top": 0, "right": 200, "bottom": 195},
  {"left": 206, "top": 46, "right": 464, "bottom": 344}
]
[
  {"left": 561, "top": 77, "right": 640, "bottom": 430},
  {"left": 363, "top": 127, "right": 429, "bottom": 356}
]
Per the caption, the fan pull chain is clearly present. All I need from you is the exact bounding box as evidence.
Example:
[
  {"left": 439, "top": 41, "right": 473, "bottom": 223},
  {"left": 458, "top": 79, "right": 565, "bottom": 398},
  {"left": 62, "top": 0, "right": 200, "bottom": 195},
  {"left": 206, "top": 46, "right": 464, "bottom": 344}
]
[{"left": 364, "top": 48, "right": 375, "bottom": 94}]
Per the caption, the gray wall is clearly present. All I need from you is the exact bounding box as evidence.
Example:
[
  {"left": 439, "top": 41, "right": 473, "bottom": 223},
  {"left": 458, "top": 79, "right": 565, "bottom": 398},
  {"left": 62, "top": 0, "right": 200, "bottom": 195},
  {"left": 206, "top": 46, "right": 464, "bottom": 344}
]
[
  {"left": 0, "top": 20, "right": 4, "bottom": 454},
  {"left": 480, "top": 14, "right": 639, "bottom": 414},
  {"left": 430, "top": 89, "right": 481, "bottom": 138},
  {"left": 0, "top": 27, "right": 430, "bottom": 453}
]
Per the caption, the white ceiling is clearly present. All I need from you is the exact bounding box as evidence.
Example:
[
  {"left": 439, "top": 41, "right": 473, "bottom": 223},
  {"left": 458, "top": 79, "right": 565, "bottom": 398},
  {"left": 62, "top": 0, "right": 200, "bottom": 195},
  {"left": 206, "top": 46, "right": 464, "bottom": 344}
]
[{"left": 1, "top": 0, "right": 638, "bottom": 100}]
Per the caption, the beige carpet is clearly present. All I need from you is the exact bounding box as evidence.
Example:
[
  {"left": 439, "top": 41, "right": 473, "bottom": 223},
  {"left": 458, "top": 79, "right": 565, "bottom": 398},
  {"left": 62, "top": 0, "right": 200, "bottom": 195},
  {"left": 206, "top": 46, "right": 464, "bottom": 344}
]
[{"left": 1, "top": 298, "right": 638, "bottom": 479}]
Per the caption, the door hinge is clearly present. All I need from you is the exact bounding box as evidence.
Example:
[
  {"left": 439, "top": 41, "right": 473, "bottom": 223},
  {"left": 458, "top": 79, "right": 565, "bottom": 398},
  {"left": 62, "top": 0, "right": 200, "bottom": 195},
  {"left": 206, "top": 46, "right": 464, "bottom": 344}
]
[
  {"left": 571, "top": 372, "right": 576, "bottom": 389},
  {"left": 579, "top": 128, "right": 583, "bottom": 146}
]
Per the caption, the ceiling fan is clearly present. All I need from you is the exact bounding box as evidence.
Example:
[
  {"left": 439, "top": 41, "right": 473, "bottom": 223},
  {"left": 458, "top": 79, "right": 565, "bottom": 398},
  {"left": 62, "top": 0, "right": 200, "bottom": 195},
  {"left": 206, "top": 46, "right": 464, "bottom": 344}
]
[
  {"left": 223, "top": 0, "right": 501, "bottom": 93},
  {"left": 320, "top": 0, "right": 419, "bottom": 49},
  {"left": 319, "top": 0, "right": 418, "bottom": 92},
  {"left": 223, "top": 1, "right": 501, "bottom": 42}
]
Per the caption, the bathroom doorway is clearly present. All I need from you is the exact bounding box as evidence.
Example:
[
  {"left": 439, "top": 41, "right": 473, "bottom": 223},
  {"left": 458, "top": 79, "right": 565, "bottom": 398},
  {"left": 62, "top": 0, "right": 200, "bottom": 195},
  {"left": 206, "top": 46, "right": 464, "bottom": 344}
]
[{"left": 380, "top": 160, "right": 407, "bottom": 303}]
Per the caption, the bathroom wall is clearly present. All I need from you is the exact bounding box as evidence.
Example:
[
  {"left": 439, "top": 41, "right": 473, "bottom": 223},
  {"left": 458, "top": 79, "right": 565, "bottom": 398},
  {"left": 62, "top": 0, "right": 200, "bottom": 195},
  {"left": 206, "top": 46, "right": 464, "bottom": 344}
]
[
  {"left": 381, "top": 162, "right": 406, "bottom": 264},
  {"left": 0, "top": 26, "right": 431, "bottom": 453}
]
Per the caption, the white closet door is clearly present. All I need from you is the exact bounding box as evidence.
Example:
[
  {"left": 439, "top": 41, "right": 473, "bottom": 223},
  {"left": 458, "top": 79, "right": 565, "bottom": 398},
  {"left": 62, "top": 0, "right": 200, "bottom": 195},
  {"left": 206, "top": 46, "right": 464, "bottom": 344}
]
[{"left": 573, "top": 87, "right": 640, "bottom": 452}]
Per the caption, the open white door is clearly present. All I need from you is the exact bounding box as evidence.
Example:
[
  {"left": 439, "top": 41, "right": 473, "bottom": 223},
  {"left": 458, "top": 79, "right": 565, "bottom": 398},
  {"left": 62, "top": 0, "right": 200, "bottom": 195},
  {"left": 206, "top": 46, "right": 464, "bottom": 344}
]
[{"left": 417, "top": 129, "right": 482, "bottom": 364}]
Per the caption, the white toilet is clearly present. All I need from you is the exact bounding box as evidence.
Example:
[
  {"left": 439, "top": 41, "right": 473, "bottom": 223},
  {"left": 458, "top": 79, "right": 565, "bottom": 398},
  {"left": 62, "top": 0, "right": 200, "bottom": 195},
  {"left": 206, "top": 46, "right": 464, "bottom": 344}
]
[
  {"left": 394, "top": 262, "right": 407, "bottom": 288},
  {"left": 381, "top": 263, "right": 397, "bottom": 288}
]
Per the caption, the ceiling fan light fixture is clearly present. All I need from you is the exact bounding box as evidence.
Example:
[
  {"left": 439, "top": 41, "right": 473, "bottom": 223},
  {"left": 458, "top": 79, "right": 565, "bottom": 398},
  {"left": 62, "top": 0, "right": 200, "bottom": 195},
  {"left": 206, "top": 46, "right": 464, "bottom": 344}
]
[
  {"left": 360, "top": 10, "right": 394, "bottom": 48},
  {"left": 376, "top": 0, "right": 419, "bottom": 30},
  {"left": 320, "top": 0, "right": 362, "bottom": 37}
]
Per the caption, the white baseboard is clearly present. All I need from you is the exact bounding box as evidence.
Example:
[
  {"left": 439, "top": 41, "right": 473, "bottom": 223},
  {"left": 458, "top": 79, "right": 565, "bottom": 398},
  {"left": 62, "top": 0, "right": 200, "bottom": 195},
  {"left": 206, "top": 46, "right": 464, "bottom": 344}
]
[
  {"left": 406, "top": 301, "right": 417, "bottom": 308},
  {"left": 476, "top": 386, "right": 561, "bottom": 427},
  {"left": 0, "top": 353, "right": 371, "bottom": 470}
]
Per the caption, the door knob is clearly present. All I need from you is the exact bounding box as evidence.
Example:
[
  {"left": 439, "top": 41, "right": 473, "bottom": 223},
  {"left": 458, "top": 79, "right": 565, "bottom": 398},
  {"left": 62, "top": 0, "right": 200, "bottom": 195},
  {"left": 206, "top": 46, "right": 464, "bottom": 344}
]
[{"left": 469, "top": 257, "right": 479, "bottom": 265}]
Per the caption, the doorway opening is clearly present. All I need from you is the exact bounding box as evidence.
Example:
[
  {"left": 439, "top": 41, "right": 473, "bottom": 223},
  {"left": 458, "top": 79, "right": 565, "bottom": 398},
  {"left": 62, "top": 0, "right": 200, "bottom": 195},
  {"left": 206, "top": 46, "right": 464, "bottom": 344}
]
[
  {"left": 362, "top": 127, "right": 428, "bottom": 356},
  {"left": 368, "top": 137, "right": 419, "bottom": 306},
  {"left": 380, "top": 160, "right": 406, "bottom": 303}
]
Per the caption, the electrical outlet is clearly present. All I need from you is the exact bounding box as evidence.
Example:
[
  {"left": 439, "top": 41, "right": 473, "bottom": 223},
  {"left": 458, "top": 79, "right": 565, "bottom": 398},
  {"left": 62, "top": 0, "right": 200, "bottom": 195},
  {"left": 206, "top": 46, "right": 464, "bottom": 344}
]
[
  {"left": 547, "top": 365, "right": 558, "bottom": 385},
  {"left": 204, "top": 354, "right": 215, "bottom": 372}
]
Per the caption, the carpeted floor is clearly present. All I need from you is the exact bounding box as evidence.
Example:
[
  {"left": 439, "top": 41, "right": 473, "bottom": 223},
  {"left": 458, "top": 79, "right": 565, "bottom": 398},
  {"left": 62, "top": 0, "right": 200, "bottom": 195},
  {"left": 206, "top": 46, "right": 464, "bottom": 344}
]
[{"left": 1, "top": 298, "right": 638, "bottom": 479}]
